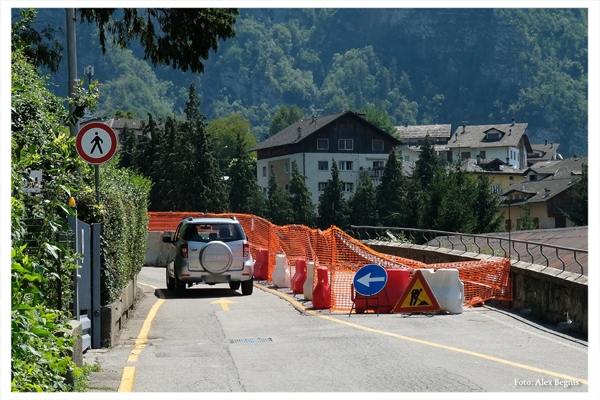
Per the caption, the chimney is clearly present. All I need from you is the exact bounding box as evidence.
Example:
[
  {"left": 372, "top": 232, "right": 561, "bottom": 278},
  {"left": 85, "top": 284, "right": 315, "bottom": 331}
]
[
  {"left": 506, "top": 157, "right": 510, "bottom": 165},
  {"left": 356, "top": 112, "right": 366, "bottom": 119},
  {"left": 545, "top": 139, "right": 548, "bottom": 146},
  {"left": 312, "top": 115, "right": 315, "bottom": 124},
  {"left": 297, "top": 127, "right": 302, "bottom": 139},
  {"left": 509, "top": 129, "right": 512, "bottom": 136},
  {"left": 550, "top": 142, "right": 553, "bottom": 149},
  {"left": 511, "top": 117, "right": 515, "bottom": 126},
  {"left": 404, "top": 122, "right": 408, "bottom": 127},
  {"left": 462, "top": 124, "right": 466, "bottom": 134}
]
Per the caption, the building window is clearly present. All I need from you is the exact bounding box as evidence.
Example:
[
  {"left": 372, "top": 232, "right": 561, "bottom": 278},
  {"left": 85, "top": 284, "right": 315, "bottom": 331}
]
[
  {"left": 344, "top": 182, "right": 354, "bottom": 192},
  {"left": 509, "top": 176, "right": 514, "bottom": 181},
  {"left": 285, "top": 184, "right": 289, "bottom": 191},
  {"left": 487, "top": 132, "right": 500, "bottom": 140},
  {"left": 505, "top": 219, "right": 512, "bottom": 231},
  {"left": 318, "top": 161, "right": 329, "bottom": 171},
  {"left": 262, "top": 166, "right": 267, "bottom": 177},
  {"left": 480, "top": 151, "right": 486, "bottom": 159},
  {"left": 284, "top": 163, "right": 289, "bottom": 173},
  {"left": 372, "top": 140, "right": 384, "bottom": 151},
  {"left": 339, "top": 139, "right": 353, "bottom": 150},
  {"left": 270, "top": 165, "right": 275, "bottom": 175},
  {"left": 461, "top": 151, "right": 471, "bottom": 160},
  {"left": 404, "top": 155, "right": 411, "bottom": 162},
  {"left": 491, "top": 183, "right": 502, "bottom": 194},
  {"left": 317, "top": 139, "right": 329, "bottom": 150},
  {"left": 530, "top": 175, "right": 537, "bottom": 181},
  {"left": 263, "top": 187, "right": 267, "bottom": 197},
  {"left": 318, "top": 182, "right": 327, "bottom": 192},
  {"left": 373, "top": 161, "right": 384, "bottom": 178},
  {"left": 339, "top": 161, "right": 353, "bottom": 171}
]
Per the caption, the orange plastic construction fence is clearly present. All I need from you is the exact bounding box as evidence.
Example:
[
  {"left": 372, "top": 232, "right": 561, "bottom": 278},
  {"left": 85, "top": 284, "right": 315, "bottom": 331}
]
[{"left": 148, "top": 212, "right": 512, "bottom": 311}]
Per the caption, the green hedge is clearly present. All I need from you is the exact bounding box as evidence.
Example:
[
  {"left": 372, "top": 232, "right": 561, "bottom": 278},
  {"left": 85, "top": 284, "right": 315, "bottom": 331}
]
[{"left": 76, "top": 159, "right": 151, "bottom": 305}]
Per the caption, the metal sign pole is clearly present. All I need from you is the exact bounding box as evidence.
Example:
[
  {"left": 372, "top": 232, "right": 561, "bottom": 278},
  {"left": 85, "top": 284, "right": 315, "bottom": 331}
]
[{"left": 95, "top": 165, "right": 100, "bottom": 205}]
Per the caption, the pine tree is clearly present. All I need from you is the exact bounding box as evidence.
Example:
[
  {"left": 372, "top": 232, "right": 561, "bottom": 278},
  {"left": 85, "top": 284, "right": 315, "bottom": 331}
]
[
  {"left": 349, "top": 170, "right": 378, "bottom": 226},
  {"left": 289, "top": 162, "right": 316, "bottom": 227},
  {"left": 413, "top": 134, "right": 439, "bottom": 189},
  {"left": 228, "top": 131, "right": 266, "bottom": 216},
  {"left": 318, "top": 159, "right": 350, "bottom": 230},
  {"left": 376, "top": 150, "right": 410, "bottom": 227},
  {"left": 183, "top": 83, "right": 228, "bottom": 213},
  {"left": 136, "top": 113, "right": 160, "bottom": 179},
  {"left": 566, "top": 163, "right": 587, "bottom": 226},
  {"left": 473, "top": 173, "right": 503, "bottom": 233},
  {"left": 266, "top": 173, "right": 294, "bottom": 226},
  {"left": 117, "top": 124, "right": 138, "bottom": 170}
]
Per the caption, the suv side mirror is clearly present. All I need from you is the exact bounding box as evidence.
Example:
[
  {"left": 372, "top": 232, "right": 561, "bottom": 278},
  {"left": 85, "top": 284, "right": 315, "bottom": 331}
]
[{"left": 162, "top": 236, "right": 173, "bottom": 243}]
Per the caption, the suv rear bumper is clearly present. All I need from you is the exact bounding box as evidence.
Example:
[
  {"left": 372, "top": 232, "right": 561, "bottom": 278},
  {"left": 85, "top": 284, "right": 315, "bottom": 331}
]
[{"left": 174, "top": 259, "right": 254, "bottom": 283}]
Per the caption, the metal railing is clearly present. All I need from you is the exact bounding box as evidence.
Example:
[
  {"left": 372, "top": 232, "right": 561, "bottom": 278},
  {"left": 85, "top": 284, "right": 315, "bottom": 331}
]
[{"left": 350, "top": 225, "right": 587, "bottom": 275}]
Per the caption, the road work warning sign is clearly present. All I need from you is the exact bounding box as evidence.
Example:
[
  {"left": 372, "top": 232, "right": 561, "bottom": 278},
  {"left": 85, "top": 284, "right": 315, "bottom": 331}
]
[{"left": 393, "top": 270, "right": 440, "bottom": 313}]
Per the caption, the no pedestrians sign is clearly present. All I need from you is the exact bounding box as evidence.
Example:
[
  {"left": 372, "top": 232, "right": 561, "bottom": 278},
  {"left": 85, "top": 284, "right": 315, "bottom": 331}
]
[{"left": 76, "top": 122, "right": 118, "bottom": 165}]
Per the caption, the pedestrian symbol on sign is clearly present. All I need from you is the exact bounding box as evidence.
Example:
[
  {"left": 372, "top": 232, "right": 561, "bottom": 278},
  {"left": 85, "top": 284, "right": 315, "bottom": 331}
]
[{"left": 90, "top": 133, "right": 104, "bottom": 154}]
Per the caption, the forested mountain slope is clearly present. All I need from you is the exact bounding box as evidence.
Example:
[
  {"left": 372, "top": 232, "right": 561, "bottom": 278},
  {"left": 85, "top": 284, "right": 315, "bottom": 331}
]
[{"left": 30, "top": 8, "right": 588, "bottom": 156}]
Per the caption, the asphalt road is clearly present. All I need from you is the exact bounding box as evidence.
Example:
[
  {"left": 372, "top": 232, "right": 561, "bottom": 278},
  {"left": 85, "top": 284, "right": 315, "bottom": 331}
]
[{"left": 84, "top": 266, "right": 590, "bottom": 396}]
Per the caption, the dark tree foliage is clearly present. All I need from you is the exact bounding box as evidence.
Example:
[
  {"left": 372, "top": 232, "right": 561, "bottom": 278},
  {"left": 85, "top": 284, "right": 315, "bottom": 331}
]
[
  {"left": 266, "top": 173, "right": 294, "bottom": 226},
  {"left": 289, "top": 162, "right": 316, "bottom": 227},
  {"left": 565, "top": 163, "right": 588, "bottom": 226},
  {"left": 78, "top": 8, "right": 239, "bottom": 73},
  {"left": 184, "top": 86, "right": 228, "bottom": 213},
  {"left": 473, "top": 173, "right": 504, "bottom": 233},
  {"left": 412, "top": 134, "right": 439, "bottom": 189},
  {"left": 318, "top": 159, "right": 350, "bottom": 230},
  {"left": 376, "top": 150, "right": 412, "bottom": 227},
  {"left": 267, "top": 104, "right": 304, "bottom": 138},
  {"left": 117, "top": 124, "right": 137, "bottom": 170},
  {"left": 136, "top": 113, "right": 160, "bottom": 179},
  {"left": 11, "top": 9, "right": 63, "bottom": 73},
  {"left": 228, "top": 132, "right": 266, "bottom": 216},
  {"left": 349, "top": 170, "right": 378, "bottom": 226}
]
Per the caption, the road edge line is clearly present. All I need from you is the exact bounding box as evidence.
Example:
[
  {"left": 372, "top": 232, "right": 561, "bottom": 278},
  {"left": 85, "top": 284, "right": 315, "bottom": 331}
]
[{"left": 254, "top": 282, "right": 588, "bottom": 386}]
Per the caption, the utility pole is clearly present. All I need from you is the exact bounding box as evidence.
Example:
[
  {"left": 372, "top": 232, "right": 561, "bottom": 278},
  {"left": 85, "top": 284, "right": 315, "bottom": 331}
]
[{"left": 66, "top": 8, "right": 78, "bottom": 137}]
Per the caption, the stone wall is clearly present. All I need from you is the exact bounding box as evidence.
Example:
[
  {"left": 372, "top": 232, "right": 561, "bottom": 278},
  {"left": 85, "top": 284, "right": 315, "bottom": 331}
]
[{"left": 363, "top": 240, "right": 588, "bottom": 334}]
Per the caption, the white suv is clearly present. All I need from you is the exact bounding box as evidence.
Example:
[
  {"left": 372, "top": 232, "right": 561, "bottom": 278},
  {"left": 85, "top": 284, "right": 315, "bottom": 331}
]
[{"left": 163, "top": 216, "right": 254, "bottom": 296}]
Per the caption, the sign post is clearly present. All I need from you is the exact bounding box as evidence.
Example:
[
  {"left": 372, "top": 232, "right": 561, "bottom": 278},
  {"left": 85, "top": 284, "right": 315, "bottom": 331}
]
[{"left": 76, "top": 122, "right": 118, "bottom": 205}]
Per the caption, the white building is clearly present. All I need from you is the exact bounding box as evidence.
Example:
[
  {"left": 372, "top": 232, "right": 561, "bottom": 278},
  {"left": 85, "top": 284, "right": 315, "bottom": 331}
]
[{"left": 249, "top": 110, "right": 402, "bottom": 207}]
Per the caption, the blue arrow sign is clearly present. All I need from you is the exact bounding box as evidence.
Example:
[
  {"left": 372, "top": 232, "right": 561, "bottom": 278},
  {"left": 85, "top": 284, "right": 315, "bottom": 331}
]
[{"left": 353, "top": 264, "right": 388, "bottom": 296}]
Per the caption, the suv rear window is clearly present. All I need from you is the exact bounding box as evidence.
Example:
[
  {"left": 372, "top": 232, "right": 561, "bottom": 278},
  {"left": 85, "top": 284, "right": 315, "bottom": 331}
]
[{"left": 181, "top": 223, "right": 243, "bottom": 242}]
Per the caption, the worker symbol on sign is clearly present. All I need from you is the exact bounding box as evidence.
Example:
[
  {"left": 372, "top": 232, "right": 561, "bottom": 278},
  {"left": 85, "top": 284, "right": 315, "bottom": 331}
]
[
  {"left": 409, "top": 288, "right": 430, "bottom": 306},
  {"left": 90, "top": 133, "right": 104, "bottom": 154},
  {"left": 393, "top": 270, "right": 440, "bottom": 313}
]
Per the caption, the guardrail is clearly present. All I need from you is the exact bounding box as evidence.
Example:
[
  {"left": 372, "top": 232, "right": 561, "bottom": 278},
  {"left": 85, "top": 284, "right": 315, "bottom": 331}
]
[{"left": 350, "top": 225, "right": 587, "bottom": 275}]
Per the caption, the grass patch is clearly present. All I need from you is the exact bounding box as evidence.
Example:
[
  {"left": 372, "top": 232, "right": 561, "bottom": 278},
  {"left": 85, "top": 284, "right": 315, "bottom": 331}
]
[{"left": 74, "top": 363, "right": 102, "bottom": 392}]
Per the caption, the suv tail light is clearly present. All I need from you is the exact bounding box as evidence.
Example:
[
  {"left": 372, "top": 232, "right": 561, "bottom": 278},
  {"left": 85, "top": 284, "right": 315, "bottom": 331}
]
[
  {"left": 181, "top": 243, "right": 188, "bottom": 258},
  {"left": 243, "top": 241, "right": 250, "bottom": 258}
]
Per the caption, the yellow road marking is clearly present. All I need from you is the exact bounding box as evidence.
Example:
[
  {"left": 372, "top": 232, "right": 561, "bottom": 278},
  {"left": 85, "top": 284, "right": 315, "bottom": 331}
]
[
  {"left": 255, "top": 283, "right": 588, "bottom": 386},
  {"left": 210, "top": 298, "right": 238, "bottom": 311},
  {"left": 119, "top": 282, "right": 166, "bottom": 391},
  {"left": 119, "top": 366, "right": 136, "bottom": 392}
]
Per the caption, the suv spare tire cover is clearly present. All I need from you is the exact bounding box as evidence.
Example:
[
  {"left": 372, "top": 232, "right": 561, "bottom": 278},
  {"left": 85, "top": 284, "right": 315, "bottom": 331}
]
[{"left": 200, "top": 242, "right": 233, "bottom": 274}]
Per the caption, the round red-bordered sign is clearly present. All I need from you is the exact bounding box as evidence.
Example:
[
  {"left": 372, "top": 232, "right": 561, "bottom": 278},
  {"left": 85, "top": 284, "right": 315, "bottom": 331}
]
[{"left": 76, "top": 122, "right": 118, "bottom": 164}]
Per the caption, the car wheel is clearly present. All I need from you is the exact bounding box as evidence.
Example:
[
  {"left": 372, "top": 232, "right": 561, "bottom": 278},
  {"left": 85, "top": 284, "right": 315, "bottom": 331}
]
[
  {"left": 174, "top": 271, "right": 186, "bottom": 297},
  {"left": 241, "top": 278, "right": 253, "bottom": 295},
  {"left": 229, "top": 281, "right": 241, "bottom": 291},
  {"left": 166, "top": 266, "right": 175, "bottom": 290}
]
